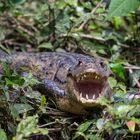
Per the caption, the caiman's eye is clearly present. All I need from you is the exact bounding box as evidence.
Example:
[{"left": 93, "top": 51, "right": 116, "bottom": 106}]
[
  {"left": 100, "top": 61, "right": 105, "bottom": 67},
  {"left": 100, "top": 61, "right": 108, "bottom": 70}
]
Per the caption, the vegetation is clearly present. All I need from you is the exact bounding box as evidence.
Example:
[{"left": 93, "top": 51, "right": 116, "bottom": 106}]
[{"left": 0, "top": 0, "right": 140, "bottom": 139}]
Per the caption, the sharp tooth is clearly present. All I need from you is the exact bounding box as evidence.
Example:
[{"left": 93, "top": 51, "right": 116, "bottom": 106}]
[
  {"left": 92, "top": 94, "right": 95, "bottom": 99},
  {"left": 84, "top": 74, "right": 86, "bottom": 78},
  {"left": 77, "top": 78, "right": 80, "bottom": 82},
  {"left": 86, "top": 94, "right": 89, "bottom": 99},
  {"left": 95, "top": 75, "right": 97, "bottom": 79},
  {"left": 80, "top": 93, "right": 82, "bottom": 98}
]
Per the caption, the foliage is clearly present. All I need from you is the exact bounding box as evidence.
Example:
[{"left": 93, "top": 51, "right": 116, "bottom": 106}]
[
  {"left": 13, "top": 115, "right": 48, "bottom": 140},
  {"left": 108, "top": 0, "right": 140, "bottom": 18},
  {"left": 0, "top": 0, "right": 140, "bottom": 139}
]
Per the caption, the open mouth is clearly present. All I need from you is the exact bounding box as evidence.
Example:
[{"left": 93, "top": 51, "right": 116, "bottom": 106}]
[{"left": 74, "top": 72, "right": 106, "bottom": 101}]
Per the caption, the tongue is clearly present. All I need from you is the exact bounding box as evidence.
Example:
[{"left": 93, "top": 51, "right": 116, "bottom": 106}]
[{"left": 77, "top": 82, "right": 102, "bottom": 99}]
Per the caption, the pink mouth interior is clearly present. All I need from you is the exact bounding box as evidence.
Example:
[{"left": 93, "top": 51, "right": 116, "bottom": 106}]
[{"left": 76, "top": 81, "right": 103, "bottom": 99}]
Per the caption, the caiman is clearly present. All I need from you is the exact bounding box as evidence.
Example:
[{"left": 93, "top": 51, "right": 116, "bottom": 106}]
[{"left": 0, "top": 52, "right": 111, "bottom": 114}]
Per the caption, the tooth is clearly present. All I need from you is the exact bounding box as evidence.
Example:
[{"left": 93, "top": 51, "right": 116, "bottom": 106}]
[
  {"left": 84, "top": 74, "right": 86, "bottom": 78},
  {"left": 95, "top": 75, "right": 97, "bottom": 79},
  {"left": 92, "top": 94, "right": 95, "bottom": 99},
  {"left": 86, "top": 94, "right": 89, "bottom": 99},
  {"left": 80, "top": 93, "right": 82, "bottom": 98},
  {"left": 77, "top": 78, "right": 80, "bottom": 82}
]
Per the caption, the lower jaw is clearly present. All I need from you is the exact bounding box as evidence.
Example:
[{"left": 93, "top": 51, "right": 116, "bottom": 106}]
[
  {"left": 80, "top": 100, "right": 103, "bottom": 108},
  {"left": 77, "top": 96, "right": 102, "bottom": 107}
]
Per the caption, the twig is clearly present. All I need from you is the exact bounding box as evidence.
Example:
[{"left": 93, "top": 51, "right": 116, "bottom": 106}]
[
  {"left": 124, "top": 63, "right": 140, "bottom": 70},
  {"left": 128, "top": 69, "right": 140, "bottom": 88},
  {"left": 37, "top": 121, "right": 57, "bottom": 128},
  {"left": 60, "top": 33, "right": 107, "bottom": 43},
  {"left": 47, "top": 127, "right": 62, "bottom": 132},
  {"left": 44, "top": 111, "right": 69, "bottom": 116},
  {"left": 60, "top": 33, "right": 140, "bottom": 52},
  {"left": 79, "top": 0, "right": 104, "bottom": 30}
]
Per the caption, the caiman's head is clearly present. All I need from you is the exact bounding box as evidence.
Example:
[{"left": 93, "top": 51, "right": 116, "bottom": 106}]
[{"left": 67, "top": 58, "right": 111, "bottom": 108}]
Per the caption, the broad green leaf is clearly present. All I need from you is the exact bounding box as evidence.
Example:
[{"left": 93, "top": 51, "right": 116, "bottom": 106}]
[
  {"left": 132, "top": 118, "right": 140, "bottom": 124},
  {"left": 110, "top": 63, "right": 126, "bottom": 80},
  {"left": 8, "top": 0, "right": 26, "bottom": 5},
  {"left": 9, "top": 105, "right": 19, "bottom": 118},
  {"left": 96, "top": 118, "right": 105, "bottom": 130},
  {"left": 38, "top": 43, "right": 53, "bottom": 50},
  {"left": 108, "top": 0, "right": 140, "bottom": 18},
  {"left": 105, "top": 122, "right": 121, "bottom": 129},
  {"left": 107, "top": 77, "right": 117, "bottom": 89},
  {"left": 116, "top": 105, "right": 135, "bottom": 115},
  {"left": 117, "top": 82, "right": 126, "bottom": 93},
  {"left": 86, "top": 134, "right": 103, "bottom": 140},
  {"left": 1, "top": 62, "right": 12, "bottom": 77},
  {"left": 14, "top": 115, "right": 48, "bottom": 139},
  {"left": 0, "top": 129, "right": 7, "bottom": 140},
  {"left": 73, "top": 132, "right": 86, "bottom": 140},
  {"left": 56, "top": 0, "right": 77, "bottom": 9},
  {"left": 0, "top": 3, "right": 5, "bottom": 15},
  {"left": 23, "top": 74, "right": 41, "bottom": 86},
  {"left": 55, "top": 11, "right": 70, "bottom": 34},
  {"left": 17, "top": 115, "right": 38, "bottom": 134},
  {"left": 0, "top": 44, "right": 11, "bottom": 55},
  {"left": 77, "top": 121, "right": 93, "bottom": 132},
  {"left": 14, "top": 103, "right": 33, "bottom": 114},
  {"left": 0, "top": 27, "right": 6, "bottom": 41}
]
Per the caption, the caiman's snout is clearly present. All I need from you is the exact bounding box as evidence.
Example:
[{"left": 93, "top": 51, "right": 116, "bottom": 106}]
[{"left": 67, "top": 70, "right": 108, "bottom": 106}]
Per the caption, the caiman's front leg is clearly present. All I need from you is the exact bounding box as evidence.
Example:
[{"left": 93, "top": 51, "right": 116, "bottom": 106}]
[{"left": 33, "top": 79, "right": 65, "bottom": 98}]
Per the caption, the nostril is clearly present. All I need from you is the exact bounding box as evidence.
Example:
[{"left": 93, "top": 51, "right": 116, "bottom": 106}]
[
  {"left": 67, "top": 73, "right": 73, "bottom": 77},
  {"left": 78, "top": 60, "right": 83, "bottom": 66}
]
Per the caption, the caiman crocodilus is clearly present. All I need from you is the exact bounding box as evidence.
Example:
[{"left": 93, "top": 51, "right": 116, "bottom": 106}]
[{"left": 0, "top": 52, "right": 111, "bottom": 114}]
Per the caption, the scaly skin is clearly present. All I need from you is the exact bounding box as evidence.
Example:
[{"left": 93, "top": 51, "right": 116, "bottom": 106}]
[{"left": 0, "top": 52, "right": 111, "bottom": 114}]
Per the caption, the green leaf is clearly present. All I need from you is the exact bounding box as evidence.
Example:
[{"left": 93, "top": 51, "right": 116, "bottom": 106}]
[
  {"left": 105, "top": 122, "right": 121, "bottom": 129},
  {"left": 0, "top": 129, "right": 7, "bottom": 140},
  {"left": 116, "top": 105, "right": 135, "bottom": 115},
  {"left": 41, "top": 95, "right": 47, "bottom": 107},
  {"left": 110, "top": 63, "right": 126, "bottom": 80},
  {"left": 9, "top": 105, "right": 19, "bottom": 118},
  {"left": 85, "top": 134, "right": 103, "bottom": 140},
  {"left": 38, "top": 43, "right": 53, "bottom": 50},
  {"left": 55, "top": 11, "right": 70, "bottom": 34},
  {"left": 0, "top": 26, "right": 6, "bottom": 41},
  {"left": 23, "top": 73, "right": 41, "bottom": 86},
  {"left": 96, "top": 119, "right": 105, "bottom": 130},
  {"left": 73, "top": 132, "right": 86, "bottom": 140},
  {"left": 77, "top": 121, "right": 93, "bottom": 132},
  {"left": 1, "top": 62, "right": 12, "bottom": 78},
  {"left": 108, "top": 0, "right": 140, "bottom": 18},
  {"left": 56, "top": 0, "right": 77, "bottom": 9},
  {"left": 0, "top": 44, "right": 11, "bottom": 54},
  {"left": 8, "top": 0, "right": 26, "bottom": 5},
  {"left": 0, "top": 3, "right": 5, "bottom": 15},
  {"left": 107, "top": 77, "right": 117, "bottom": 89},
  {"left": 14, "top": 103, "right": 33, "bottom": 114},
  {"left": 14, "top": 115, "right": 48, "bottom": 139}
]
